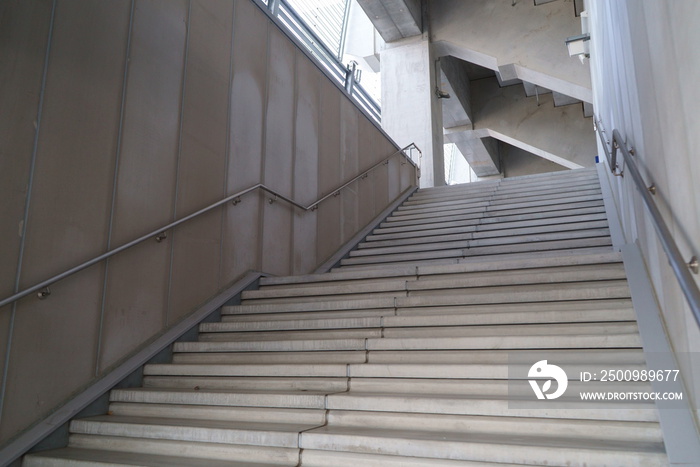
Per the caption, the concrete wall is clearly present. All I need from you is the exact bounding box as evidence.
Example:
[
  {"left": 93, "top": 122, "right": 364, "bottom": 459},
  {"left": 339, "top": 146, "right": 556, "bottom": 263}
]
[
  {"left": 0, "top": 0, "right": 415, "bottom": 444},
  {"left": 588, "top": 0, "right": 700, "bottom": 420},
  {"left": 464, "top": 77, "right": 597, "bottom": 170},
  {"left": 429, "top": 0, "right": 592, "bottom": 103},
  {"left": 500, "top": 143, "right": 567, "bottom": 178}
]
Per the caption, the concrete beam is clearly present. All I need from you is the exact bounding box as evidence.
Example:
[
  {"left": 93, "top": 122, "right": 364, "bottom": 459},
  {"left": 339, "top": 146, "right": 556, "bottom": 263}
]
[
  {"left": 356, "top": 0, "right": 422, "bottom": 43},
  {"left": 439, "top": 56, "right": 472, "bottom": 128},
  {"left": 552, "top": 91, "right": 581, "bottom": 107},
  {"left": 523, "top": 81, "right": 551, "bottom": 98},
  {"left": 444, "top": 130, "right": 500, "bottom": 177}
]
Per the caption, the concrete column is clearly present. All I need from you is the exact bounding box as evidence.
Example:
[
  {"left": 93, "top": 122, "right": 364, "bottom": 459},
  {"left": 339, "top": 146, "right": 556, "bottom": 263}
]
[{"left": 381, "top": 34, "right": 445, "bottom": 187}]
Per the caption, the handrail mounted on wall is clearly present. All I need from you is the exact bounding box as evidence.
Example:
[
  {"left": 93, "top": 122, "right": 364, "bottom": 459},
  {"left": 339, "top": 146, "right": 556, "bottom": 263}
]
[
  {"left": 0, "top": 143, "right": 421, "bottom": 309},
  {"left": 594, "top": 117, "right": 700, "bottom": 328}
]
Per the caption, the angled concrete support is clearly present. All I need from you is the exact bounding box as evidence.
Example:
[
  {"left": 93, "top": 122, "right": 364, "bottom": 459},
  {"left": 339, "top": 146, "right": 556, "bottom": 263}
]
[
  {"left": 470, "top": 77, "right": 596, "bottom": 169},
  {"left": 439, "top": 56, "right": 472, "bottom": 128},
  {"left": 444, "top": 130, "right": 500, "bottom": 177}
]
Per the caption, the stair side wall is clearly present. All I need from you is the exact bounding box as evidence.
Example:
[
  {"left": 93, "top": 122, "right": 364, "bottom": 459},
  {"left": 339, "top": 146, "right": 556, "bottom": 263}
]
[{"left": 0, "top": 0, "right": 416, "bottom": 445}]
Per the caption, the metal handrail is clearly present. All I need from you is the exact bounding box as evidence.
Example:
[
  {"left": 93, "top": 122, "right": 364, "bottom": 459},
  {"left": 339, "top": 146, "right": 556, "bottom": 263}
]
[
  {"left": 594, "top": 117, "right": 700, "bottom": 327},
  {"left": 0, "top": 144, "right": 421, "bottom": 309}
]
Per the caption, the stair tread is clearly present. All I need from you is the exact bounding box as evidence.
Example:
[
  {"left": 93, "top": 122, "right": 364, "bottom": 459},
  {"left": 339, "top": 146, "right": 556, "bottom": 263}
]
[
  {"left": 24, "top": 447, "right": 284, "bottom": 467},
  {"left": 72, "top": 414, "right": 318, "bottom": 439},
  {"left": 32, "top": 169, "right": 672, "bottom": 466},
  {"left": 303, "top": 424, "right": 664, "bottom": 452},
  {"left": 261, "top": 251, "right": 623, "bottom": 286}
]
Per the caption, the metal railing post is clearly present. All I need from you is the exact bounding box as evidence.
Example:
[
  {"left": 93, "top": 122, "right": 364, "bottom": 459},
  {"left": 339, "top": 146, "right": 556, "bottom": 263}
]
[{"left": 344, "top": 60, "right": 357, "bottom": 94}]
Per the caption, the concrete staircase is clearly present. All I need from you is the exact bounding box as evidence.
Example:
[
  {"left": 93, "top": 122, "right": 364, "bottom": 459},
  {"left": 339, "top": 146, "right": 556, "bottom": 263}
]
[{"left": 24, "top": 167, "right": 668, "bottom": 466}]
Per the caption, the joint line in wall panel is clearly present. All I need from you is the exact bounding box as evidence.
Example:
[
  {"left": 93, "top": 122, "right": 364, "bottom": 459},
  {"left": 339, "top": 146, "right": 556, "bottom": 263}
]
[
  {"left": 166, "top": 0, "right": 192, "bottom": 327},
  {"left": 95, "top": 0, "right": 135, "bottom": 379},
  {"left": 258, "top": 20, "right": 272, "bottom": 273},
  {"left": 0, "top": 0, "right": 57, "bottom": 425},
  {"left": 218, "top": 1, "right": 237, "bottom": 290},
  {"left": 290, "top": 49, "right": 298, "bottom": 274}
]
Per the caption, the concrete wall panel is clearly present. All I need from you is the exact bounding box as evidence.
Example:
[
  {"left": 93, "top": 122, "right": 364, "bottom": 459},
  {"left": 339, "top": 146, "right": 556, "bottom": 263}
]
[
  {"left": 588, "top": 0, "right": 700, "bottom": 421},
  {"left": 169, "top": 0, "right": 232, "bottom": 320},
  {"left": 0, "top": 0, "right": 53, "bottom": 403},
  {"left": 316, "top": 79, "right": 342, "bottom": 265},
  {"left": 3, "top": 267, "right": 103, "bottom": 442},
  {"left": 0, "top": 0, "right": 52, "bottom": 299},
  {"left": 292, "top": 55, "right": 320, "bottom": 274},
  {"left": 261, "top": 27, "right": 295, "bottom": 276},
  {"left": 1, "top": 0, "right": 131, "bottom": 442},
  {"left": 340, "top": 99, "right": 360, "bottom": 242},
  {"left": 221, "top": 0, "right": 268, "bottom": 282},
  {"left": 0, "top": 0, "right": 416, "bottom": 443},
  {"left": 100, "top": 0, "right": 187, "bottom": 371},
  {"left": 357, "top": 116, "right": 377, "bottom": 226},
  {"left": 372, "top": 129, "right": 390, "bottom": 214}
]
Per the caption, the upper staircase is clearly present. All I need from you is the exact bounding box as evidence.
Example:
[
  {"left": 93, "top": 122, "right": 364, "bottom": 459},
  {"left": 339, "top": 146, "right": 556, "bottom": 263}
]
[{"left": 24, "top": 167, "right": 669, "bottom": 466}]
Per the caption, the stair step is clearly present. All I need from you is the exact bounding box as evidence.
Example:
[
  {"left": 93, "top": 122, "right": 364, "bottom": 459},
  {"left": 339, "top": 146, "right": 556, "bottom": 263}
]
[
  {"left": 249, "top": 263, "right": 624, "bottom": 301},
  {"left": 205, "top": 307, "right": 634, "bottom": 333},
  {"left": 69, "top": 415, "right": 314, "bottom": 448},
  {"left": 142, "top": 376, "right": 348, "bottom": 392},
  {"left": 341, "top": 237, "right": 613, "bottom": 266},
  {"left": 323, "top": 409, "right": 661, "bottom": 442},
  {"left": 238, "top": 279, "right": 628, "bottom": 308},
  {"left": 380, "top": 203, "right": 605, "bottom": 230},
  {"left": 402, "top": 179, "right": 600, "bottom": 208},
  {"left": 174, "top": 332, "right": 640, "bottom": 353},
  {"left": 406, "top": 181, "right": 600, "bottom": 206},
  {"left": 172, "top": 351, "right": 368, "bottom": 365},
  {"left": 66, "top": 435, "right": 299, "bottom": 464},
  {"left": 402, "top": 186, "right": 602, "bottom": 220},
  {"left": 351, "top": 229, "right": 610, "bottom": 257},
  {"left": 300, "top": 426, "right": 666, "bottom": 466},
  {"left": 324, "top": 393, "right": 657, "bottom": 422},
  {"left": 108, "top": 403, "right": 326, "bottom": 425},
  {"left": 144, "top": 363, "right": 349, "bottom": 377},
  {"left": 362, "top": 220, "right": 609, "bottom": 248},
  {"left": 345, "top": 376, "right": 648, "bottom": 397},
  {"left": 385, "top": 196, "right": 604, "bottom": 224},
  {"left": 110, "top": 388, "right": 331, "bottom": 409},
  {"left": 23, "top": 447, "right": 285, "bottom": 467},
  {"left": 300, "top": 449, "right": 521, "bottom": 466},
  {"left": 373, "top": 209, "right": 605, "bottom": 236},
  {"left": 261, "top": 251, "right": 623, "bottom": 287},
  {"left": 108, "top": 388, "right": 655, "bottom": 423},
  {"left": 334, "top": 246, "right": 618, "bottom": 272},
  {"left": 142, "top": 359, "right": 644, "bottom": 381},
  {"left": 199, "top": 328, "right": 383, "bottom": 342}
]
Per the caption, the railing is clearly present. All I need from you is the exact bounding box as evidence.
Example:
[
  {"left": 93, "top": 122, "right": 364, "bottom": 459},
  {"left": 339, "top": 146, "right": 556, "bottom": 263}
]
[
  {"left": 0, "top": 144, "right": 420, "bottom": 309},
  {"left": 594, "top": 117, "right": 700, "bottom": 327},
  {"left": 263, "top": 0, "right": 381, "bottom": 123}
]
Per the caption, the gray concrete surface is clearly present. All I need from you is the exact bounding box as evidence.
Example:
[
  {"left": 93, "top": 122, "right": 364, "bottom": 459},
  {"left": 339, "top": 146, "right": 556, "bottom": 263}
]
[
  {"left": 0, "top": 0, "right": 415, "bottom": 445},
  {"left": 588, "top": 0, "right": 700, "bottom": 428},
  {"left": 429, "top": 0, "right": 592, "bottom": 103},
  {"left": 356, "top": 0, "right": 422, "bottom": 42}
]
